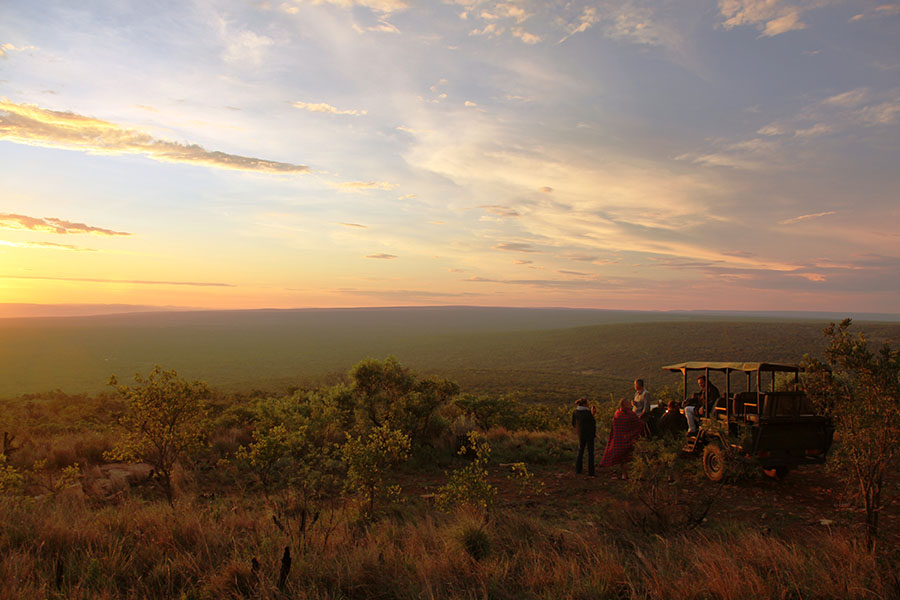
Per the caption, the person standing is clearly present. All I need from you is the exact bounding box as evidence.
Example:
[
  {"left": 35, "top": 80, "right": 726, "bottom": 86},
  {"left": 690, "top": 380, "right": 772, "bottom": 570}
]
[
  {"left": 571, "top": 397, "right": 596, "bottom": 476},
  {"left": 599, "top": 398, "right": 646, "bottom": 479},
  {"left": 633, "top": 379, "right": 653, "bottom": 422}
]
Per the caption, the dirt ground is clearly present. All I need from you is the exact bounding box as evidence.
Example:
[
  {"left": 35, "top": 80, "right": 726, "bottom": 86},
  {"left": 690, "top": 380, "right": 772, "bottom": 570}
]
[{"left": 409, "top": 455, "right": 900, "bottom": 551}]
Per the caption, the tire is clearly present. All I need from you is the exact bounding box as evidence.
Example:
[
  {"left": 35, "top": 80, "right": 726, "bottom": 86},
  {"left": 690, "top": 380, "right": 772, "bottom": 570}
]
[{"left": 703, "top": 443, "right": 727, "bottom": 482}]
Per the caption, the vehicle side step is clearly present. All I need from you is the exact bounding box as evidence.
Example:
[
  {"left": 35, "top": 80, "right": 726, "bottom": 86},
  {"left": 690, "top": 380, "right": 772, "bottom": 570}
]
[{"left": 682, "top": 434, "right": 700, "bottom": 453}]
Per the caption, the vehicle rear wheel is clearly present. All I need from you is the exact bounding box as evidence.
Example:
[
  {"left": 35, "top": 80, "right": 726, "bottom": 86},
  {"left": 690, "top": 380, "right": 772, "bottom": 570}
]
[{"left": 703, "top": 443, "right": 726, "bottom": 482}]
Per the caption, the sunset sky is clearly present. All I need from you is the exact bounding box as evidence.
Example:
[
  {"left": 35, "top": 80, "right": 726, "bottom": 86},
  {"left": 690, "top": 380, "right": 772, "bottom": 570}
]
[{"left": 1, "top": 0, "right": 898, "bottom": 313}]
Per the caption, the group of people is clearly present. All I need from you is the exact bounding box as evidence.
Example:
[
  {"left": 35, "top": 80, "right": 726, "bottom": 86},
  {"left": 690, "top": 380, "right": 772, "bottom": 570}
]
[{"left": 571, "top": 376, "right": 720, "bottom": 478}]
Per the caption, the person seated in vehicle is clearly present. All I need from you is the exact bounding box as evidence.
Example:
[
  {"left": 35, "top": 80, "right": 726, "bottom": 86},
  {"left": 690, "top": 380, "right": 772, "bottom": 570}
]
[
  {"left": 657, "top": 400, "right": 688, "bottom": 438},
  {"left": 683, "top": 375, "right": 720, "bottom": 435},
  {"left": 646, "top": 401, "right": 666, "bottom": 437}
]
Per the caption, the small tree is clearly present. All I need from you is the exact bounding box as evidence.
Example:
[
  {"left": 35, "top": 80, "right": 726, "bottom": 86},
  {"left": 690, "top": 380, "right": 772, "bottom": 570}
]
[
  {"left": 350, "top": 357, "right": 457, "bottom": 446},
  {"left": 106, "top": 366, "right": 210, "bottom": 504},
  {"left": 342, "top": 423, "right": 410, "bottom": 515},
  {"left": 453, "top": 393, "right": 522, "bottom": 430},
  {"left": 436, "top": 432, "right": 497, "bottom": 514},
  {"left": 803, "top": 319, "right": 900, "bottom": 550}
]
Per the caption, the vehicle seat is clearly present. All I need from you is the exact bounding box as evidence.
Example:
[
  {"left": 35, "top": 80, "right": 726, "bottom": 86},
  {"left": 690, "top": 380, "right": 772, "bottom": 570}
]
[
  {"left": 732, "top": 391, "right": 758, "bottom": 415},
  {"left": 764, "top": 391, "right": 806, "bottom": 417}
]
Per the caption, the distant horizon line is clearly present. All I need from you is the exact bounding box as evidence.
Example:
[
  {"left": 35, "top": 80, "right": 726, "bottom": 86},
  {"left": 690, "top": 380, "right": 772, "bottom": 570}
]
[{"left": 2, "top": 302, "right": 899, "bottom": 321}]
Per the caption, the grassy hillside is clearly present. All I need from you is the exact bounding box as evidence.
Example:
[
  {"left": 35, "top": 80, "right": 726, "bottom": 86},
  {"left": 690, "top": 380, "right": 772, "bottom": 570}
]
[{"left": 2, "top": 307, "right": 899, "bottom": 400}]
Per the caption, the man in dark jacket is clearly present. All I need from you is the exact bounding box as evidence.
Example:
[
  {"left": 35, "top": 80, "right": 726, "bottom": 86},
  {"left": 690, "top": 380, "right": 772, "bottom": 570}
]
[
  {"left": 572, "top": 397, "right": 596, "bottom": 476},
  {"left": 657, "top": 400, "right": 688, "bottom": 438}
]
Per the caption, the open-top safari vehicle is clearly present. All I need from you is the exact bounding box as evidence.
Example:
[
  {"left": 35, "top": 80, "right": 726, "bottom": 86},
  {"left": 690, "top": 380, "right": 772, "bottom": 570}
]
[{"left": 662, "top": 362, "right": 834, "bottom": 481}]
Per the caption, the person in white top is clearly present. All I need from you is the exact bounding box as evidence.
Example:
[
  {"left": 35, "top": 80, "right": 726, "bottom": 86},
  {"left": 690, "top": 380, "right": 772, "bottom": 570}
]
[{"left": 633, "top": 379, "right": 653, "bottom": 422}]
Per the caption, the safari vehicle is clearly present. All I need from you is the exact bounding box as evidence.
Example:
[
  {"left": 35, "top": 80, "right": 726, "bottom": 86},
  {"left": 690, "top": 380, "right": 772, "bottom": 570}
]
[{"left": 662, "top": 362, "right": 834, "bottom": 481}]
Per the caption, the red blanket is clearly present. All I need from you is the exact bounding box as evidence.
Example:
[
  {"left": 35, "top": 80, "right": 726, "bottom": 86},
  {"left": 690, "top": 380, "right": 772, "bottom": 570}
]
[{"left": 599, "top": 409, "right": 645, "bottom": 467}]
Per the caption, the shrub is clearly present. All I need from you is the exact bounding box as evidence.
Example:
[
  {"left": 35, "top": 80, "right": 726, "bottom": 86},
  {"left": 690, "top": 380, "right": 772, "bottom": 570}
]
[
  {"left": 626, "top": 436, "right": 719, "bottom": 534},
  {"left": 105, "top": 366, "right": 211, "bottom": 504},
  {"left": 456, "top": 521, "right": 491, "bottom": 561},
  {"left": 436, "top": 432, "right": 497, "bottom": 514},
  {"left": 453, "top": 393, "right": 522, "bottom": 430},
  {"left": 342, "top": 423, "right": 411, "bottom": 515},
  {"left": 0, "top": 454, "right": 23, "bottom": 495},
  {"left": 350, "top": 357, "right": 458, "bottom": 447},
  {"left": 804, "top": 318, "right": 900, "bottom": 550}
]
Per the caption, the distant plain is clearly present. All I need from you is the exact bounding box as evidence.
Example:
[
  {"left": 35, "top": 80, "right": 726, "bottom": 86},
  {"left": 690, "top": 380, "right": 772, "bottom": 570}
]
[{"left": 3, "top": 306, "right": 899, "bottom": 400}]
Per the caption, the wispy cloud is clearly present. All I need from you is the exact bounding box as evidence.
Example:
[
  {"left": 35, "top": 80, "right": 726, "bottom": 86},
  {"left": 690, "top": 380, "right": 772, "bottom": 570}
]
[
  {"left": 0, "top": 275, "right": 235, "bottom": 286},
  {"left": 338, "top": 222, "right": 368, "bottom": 228},
  {"left": 336, "top": 287, "right": 481, "bottom": 300},
  {"left": 222, "top": 29, "right": 274, "bottom": 65},
  {"left": 0, "top": 42, "right": 36, "bottom": 58},
  {"left": 718, "top": 0, "right": 832, "bottom": 37},
  {"left": 511, "top": 28, "right": 541, "bottom": 44},
  {"left": 778, "top": 211, "right": 836, "bottom": 225},
  {"left": 494, "top": 241, "right": 540, "bottom": 253},
  {"left": 0, "top": 100, "right": 309, "bottom": 173},
  {"left": 337, "top": 181, "right": 399, "bottom": 191},
  {"left": 278, "top": 0, "right": 408, "bottom": 15},
  {"left": 365, "top": 253, "right": 397, "bottom": 259},
  {"left": 292, "top": 100, "right": 367, "bottom": 116},
  {"left": 849, "top": 4, "right": 900, "bottom": 22},
  {"left": 480, "top": 205, "right": 520, "bottom": 218},
  {"left": 0, "top": 213, "right": 131, "bottom": 236},
  {"left": 823, "top": 88, "right": 869, "bottom": 107},
  {"left": 857, "top": 99, "right": 900, "bottom": 126},
  {"left": 793, "top": 123, "right": 832, "bottom": 137},
  {"left": 353, "top": 20, "right": 401, "bottom": 34},
  {"left": 0, "top": 240, "right": 96, "bottom": 252},
  {"left": 683, "top": 87, "right": 900, "bottom": 170},
  {"left": 559, "top": 6, "right": 600, "bottom": 43}
]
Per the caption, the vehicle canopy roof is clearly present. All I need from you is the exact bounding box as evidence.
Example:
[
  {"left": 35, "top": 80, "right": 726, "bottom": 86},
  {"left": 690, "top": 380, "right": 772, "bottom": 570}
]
[{"left": 661, "top": 361, "right": 801, "bottom": 374}]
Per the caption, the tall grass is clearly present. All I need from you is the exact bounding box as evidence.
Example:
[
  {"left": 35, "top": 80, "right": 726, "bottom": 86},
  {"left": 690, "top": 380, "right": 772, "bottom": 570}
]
[{"left": 1, "top": 493, "right": 894, "bottom": 599}]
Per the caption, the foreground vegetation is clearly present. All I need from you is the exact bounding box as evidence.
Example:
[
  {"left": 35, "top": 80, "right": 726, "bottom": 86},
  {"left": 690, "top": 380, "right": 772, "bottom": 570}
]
[
  {"left": 1, "top": 319, "right": 899, "bottom": 598},
  {"left": 2, "top": 494, "right": 895, "bottom": 600}
]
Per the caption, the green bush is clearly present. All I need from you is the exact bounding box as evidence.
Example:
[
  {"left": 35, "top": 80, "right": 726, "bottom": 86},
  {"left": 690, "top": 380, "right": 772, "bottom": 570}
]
[
  {"left": 436, "top": 432, "right": 497, "bottom": 513},
  {"left": 351, "top": 357, "right": 458, "bottom": 448},
  {"left": 342, "top": 423, "right": 411, "bottom": 514},
  {"left": 106, "top": 366, "right": 211, "bottom": 504}
]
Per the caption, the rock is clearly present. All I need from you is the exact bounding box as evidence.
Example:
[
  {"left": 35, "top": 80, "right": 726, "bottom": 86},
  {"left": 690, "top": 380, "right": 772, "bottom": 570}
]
[
  {"left": 57, "top": 482, "right": 86, "bottom": 503},
  {"left": 100, "top": 462, "right": 154, "bottom": 484},
  {"left": 82, "top": 462, "right": 154, "bottom": 500}
]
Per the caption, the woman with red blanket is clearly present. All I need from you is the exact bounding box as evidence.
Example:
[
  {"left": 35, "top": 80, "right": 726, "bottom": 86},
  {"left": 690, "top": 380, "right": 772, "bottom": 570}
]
[{"left": 599, "top": 398, "right": 646, "bottom": 479}]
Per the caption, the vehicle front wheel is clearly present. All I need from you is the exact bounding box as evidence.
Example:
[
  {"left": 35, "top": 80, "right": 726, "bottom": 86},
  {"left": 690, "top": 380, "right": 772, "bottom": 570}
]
[{"left": 703, "top": 443, "right": 727, "bottom": 482}]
